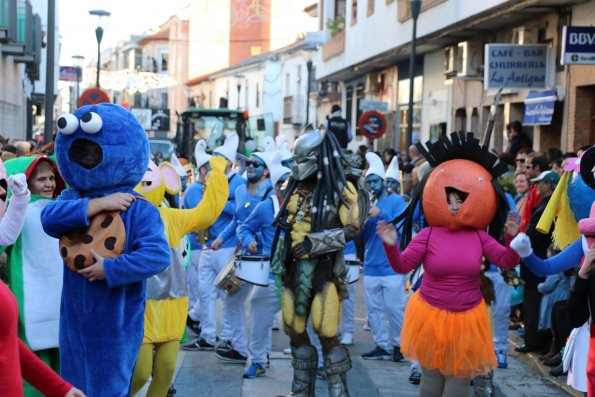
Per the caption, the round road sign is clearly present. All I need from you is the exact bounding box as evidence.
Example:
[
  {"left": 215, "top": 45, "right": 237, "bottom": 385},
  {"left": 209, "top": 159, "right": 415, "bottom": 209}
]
[
  {"left": 358, "top": 110, "right": 387, "bottom": 140},
  {"left": 78, "top": 88, "right": 111, "bottom": 108}
]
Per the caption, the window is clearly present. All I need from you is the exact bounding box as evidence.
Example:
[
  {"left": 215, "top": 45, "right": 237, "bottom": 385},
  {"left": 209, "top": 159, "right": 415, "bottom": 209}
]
[
  {"left": 351, "top": 0, "right": 357, "bottom": 25},
  {"left": 134, "top": 49, "right": 142, "bottom": 70},
  {"left": 335, "top": 0, "right": 346, "bottom": 18},
  {"left": 367, "top": 0, "right": 374, "bottom": 16},
  {"left": 161, "top": 53, "right": 169, "bottom": 72}
]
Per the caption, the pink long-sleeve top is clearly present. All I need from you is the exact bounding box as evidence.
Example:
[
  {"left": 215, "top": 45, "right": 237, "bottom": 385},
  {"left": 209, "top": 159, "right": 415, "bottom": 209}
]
[{"left": 383, "top": 226, "right": 520, "bottom": 312}]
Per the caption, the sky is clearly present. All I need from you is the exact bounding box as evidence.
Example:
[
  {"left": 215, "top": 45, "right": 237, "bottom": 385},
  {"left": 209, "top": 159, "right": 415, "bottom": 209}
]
[{"left": 59, "top": 0, "right": 190, "bottom": 65}]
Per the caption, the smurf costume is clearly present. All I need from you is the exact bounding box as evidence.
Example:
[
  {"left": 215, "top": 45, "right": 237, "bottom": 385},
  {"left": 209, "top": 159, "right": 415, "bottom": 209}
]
[{"left": 40, "top": 103, "right": 170, "bottom": 396}]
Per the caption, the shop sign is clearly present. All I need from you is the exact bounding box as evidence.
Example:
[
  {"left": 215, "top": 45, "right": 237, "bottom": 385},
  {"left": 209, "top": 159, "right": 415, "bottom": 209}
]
[
  {"left": 59, "top": 66, "right": 80, "bottom": 82},
  {"left": 359, "top": 100, "right": 388, "bottom": 112},
  {"left": 484, "top": 44, "right": 549, "bottom": 90},
  {"left": 562, "top": 26, "right": 595, "bottom": 64}
]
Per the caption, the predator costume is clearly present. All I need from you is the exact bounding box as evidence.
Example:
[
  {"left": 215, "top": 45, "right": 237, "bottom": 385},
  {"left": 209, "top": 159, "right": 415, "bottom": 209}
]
[
  {"left": 40, "top": 104, "right": 170, "bottom": 396},
  {"left": 272, "top": 129, "right": 368, "bottom": 397},
  {"left": 131, "top": 157, "right": 228, "bottom": 396}
]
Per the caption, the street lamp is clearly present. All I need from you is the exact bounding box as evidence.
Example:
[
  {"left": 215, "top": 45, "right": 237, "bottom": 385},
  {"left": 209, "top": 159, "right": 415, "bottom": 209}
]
[
  {"left": 304, "top": 44, "right": 317, "bottom": 127},
  {"left": 235, "top": 73, "right": 245, "bottom": 109},
  {"left": 406, "top": 0, "right": 421, "bottom": 152},
  {"left": 72, "top": 55, "right": 84, "bottom": 109},
  {"left": 89, "top": 9, "right": 111, "bottom": 88}
]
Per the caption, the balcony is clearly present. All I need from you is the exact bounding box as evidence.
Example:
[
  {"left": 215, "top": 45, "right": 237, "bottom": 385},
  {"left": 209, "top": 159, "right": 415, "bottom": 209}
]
[
  {"left": 0, "top": 0, "right": 17, "bottom": 43},
  {"left": 322, "top": 30, "right": 345, "bottom": 61}
]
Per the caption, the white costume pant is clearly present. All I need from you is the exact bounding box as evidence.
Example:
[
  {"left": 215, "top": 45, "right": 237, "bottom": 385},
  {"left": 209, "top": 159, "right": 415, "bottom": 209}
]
[
  {"left": 485, "top": 269, "right": 511, "bottom": 353},
  {"left": 198, "top": 247, "right": 236, "bottom": 344},
  {"left": 339, "top": 282, "right": 356, "bottom": 335},
  {"left": 220, "top": 281, "right": 252, "bottom": 356},
  {"left": 364, "top": 274, "right": 407, "bottom": 352},
  {"left": 187, "top": 249, "right": 201, "bottom": 322},
  {"left": 248, "top": 280, "right": 281, "bottom": 365}
]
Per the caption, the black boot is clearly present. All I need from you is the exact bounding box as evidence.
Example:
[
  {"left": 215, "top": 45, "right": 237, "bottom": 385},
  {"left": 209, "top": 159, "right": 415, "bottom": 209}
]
[
  {"left": 288, "top": 345, "right": 318, "bottom": 397},
  {"left": 324, "top": 345, "right": 352, "bottom": 397}
]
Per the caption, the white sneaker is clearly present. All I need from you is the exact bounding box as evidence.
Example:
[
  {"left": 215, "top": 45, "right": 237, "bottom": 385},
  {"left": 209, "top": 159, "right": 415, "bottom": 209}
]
[
  {"left": 362, "top": 322, "right": 371, "bottom": 331},
  {"left": 283, "top": 347, "right": 291, "bottom": 355},
  {"left": 340, "top": 333, "right": 353, "bottom": 346}
]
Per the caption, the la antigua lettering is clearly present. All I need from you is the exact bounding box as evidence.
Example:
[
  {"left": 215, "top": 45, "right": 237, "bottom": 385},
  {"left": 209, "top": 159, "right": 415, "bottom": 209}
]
[{"left": 490, "top": 71, "right": 545, "bottom": 87}]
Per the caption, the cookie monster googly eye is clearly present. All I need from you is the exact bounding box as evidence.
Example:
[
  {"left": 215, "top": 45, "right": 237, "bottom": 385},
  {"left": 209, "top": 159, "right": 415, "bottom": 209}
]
[
  {"left": 80, "top": 112, "right": 103, "bottom": 134},
  {"left": 57, "top": 113, "right": 79, "bottom": 135}
]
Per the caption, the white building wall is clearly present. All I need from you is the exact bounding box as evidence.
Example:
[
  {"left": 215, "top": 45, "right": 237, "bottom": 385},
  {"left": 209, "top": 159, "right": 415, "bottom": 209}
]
[
  {"left": 262, "top": 59, "right": 282, "bottom": 122},
  {"left": 279, "top": 51, "right": 312, "bottom": 142},
  {"left": 421, "top": 50, "right": 450, "bottom": 143},
  {"left": 318, "top": 0, "right": 511, "bottom": 79},
  {"left": 0, "top": 55, "right": 25, "bottom": 138}
]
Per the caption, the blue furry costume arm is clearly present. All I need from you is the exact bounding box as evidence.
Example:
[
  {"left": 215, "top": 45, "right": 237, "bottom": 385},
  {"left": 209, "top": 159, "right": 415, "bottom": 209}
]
[
  {"left": 41, "top": 189, "right": 170, "bottom": 286},
  {"left": 522, "top": 238, "right": 584, "bottom": 277}
]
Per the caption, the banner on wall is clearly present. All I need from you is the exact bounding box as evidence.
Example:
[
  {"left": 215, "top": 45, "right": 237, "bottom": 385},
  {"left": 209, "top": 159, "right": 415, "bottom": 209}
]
[{"left": 522, "top": 90, "right": 557, "bottom": 126}]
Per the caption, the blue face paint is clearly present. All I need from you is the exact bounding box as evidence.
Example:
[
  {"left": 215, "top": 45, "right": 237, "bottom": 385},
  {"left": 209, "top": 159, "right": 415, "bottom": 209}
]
[
  {"left": 247, "top": 156, "right": 266, "bottom": 183},
  {"left": 386, "top": 178, "right": 400, "bottom": 194},
  {"left": 281, "top": 158, "right": 294, "bottom": 169},
  {"left": 366, "top": 174, "right": 385, "bottom": 198}
]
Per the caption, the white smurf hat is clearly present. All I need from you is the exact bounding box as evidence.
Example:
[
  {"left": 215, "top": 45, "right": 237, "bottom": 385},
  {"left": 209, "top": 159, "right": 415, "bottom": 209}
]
[
  {"left": 214, "top": 132, "right": 239, "bottom": 161},
  {"left": 252, "top": 136, "right": 275, "bottom": 166},
  {"left": 385, "top": 155, "right": 400, "bottom": 181},
  {"left": 267, "top": 151, "right": 291, "bottom": 187},
  {"left": 365, "top": 152, "right": 386, "bottom": 180},
  {"left": 276, "top": 135, "right": 293, "bottom": 161},
  {"left": 170, "top": 152, "right": 187, "bottom": 177},
  {"left": 194, "top": 139, "right": 211, "bottom": 168}
]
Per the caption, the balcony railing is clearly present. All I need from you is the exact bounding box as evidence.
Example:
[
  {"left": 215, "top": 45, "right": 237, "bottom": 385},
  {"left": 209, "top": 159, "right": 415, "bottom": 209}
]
[{"left": 322, "top": 30, "right": 345, "bottom": 61}]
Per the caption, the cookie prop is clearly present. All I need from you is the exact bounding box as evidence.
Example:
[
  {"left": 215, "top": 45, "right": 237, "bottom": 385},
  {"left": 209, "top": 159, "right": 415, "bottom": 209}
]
[{"left": 59, "top": 211, "right": 126, "bottom": 271}]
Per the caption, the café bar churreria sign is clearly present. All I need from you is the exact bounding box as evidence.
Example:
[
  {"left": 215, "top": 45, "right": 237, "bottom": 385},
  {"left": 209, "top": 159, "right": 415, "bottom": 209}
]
[{"left": 484, "top": 44, "right": 550, "bottom": 90}]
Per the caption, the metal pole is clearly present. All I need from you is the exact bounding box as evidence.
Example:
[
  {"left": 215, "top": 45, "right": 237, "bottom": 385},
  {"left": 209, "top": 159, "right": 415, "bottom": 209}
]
[
  {"left": 95, "top": 26, "right": 103, "bottom": 88},
  {"left": 76, "top": 66, "right": 80, "bottom": 107},
  {"left": 405, "top": 16, "right": 418, "bottom": 151},
  {"left": 306, "top": 60, "right": 312, "bottom": 126},
  {"left": 237, "top": 83, "right": 241, "bottom": 109},
  {"left": 406, "top": 0, "right": 421, "bottom": 152},
  {"left": 43, "top": 0, "right": 56, "bottom": 145}
]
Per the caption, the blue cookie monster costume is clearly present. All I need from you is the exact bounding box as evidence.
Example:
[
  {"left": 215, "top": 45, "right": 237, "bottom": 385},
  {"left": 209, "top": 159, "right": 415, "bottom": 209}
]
[{"left": 40, "top": 103, "right": 170, "bottom": 396}]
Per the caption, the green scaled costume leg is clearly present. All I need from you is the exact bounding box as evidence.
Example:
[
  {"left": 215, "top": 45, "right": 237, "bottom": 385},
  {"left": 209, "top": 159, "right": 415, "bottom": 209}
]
[{"left": 295, "top": 259, "right": 315, "bottom": 317}]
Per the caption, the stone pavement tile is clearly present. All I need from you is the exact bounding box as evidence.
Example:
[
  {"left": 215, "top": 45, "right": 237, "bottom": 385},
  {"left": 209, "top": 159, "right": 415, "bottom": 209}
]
[
  {"left": 175, "top": 349, "right": 245, "bottom": 397},
  {"left": 506, "top": 329, "right": 580, "bottom": 397}
]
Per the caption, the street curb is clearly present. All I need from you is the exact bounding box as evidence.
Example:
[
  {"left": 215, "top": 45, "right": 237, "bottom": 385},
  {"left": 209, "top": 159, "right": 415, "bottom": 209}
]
[{"left": 508, "top": 335, "right": 581, "bottom": 397}]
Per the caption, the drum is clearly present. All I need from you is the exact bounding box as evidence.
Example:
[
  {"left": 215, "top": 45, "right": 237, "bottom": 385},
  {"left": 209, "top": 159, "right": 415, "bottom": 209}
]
[
  {"left": 235, "top": 255, "right": 270, "bottom": 287},
  {"left": 346, "top": 260, "right": 361, "bottom": 284},
  {"left": 215, "top": 258, "right": 244, "bottom": 295}
]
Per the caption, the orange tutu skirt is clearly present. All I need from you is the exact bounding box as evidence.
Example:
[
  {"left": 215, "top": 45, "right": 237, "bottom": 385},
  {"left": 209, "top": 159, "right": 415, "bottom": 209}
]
[{"left": 401, "top": 292, "right": 496, "bottom": 378}]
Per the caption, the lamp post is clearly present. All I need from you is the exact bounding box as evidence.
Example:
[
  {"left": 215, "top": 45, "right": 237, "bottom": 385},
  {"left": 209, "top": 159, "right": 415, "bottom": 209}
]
[
  {"left": 89, "top": 9, "right": 111, "bottom": 88},
  {"left": 305, "top": 59, "right": 313, "bottom": 126},
  {"left": 235, "top": 73, "right": 245, "bottom": 109},
  {"left": 406, "top": 0, "right": 421, "bottom": 151},
  {"left": 72, "top": 55, "right": 84, "bottom": 110},
  {"left": 43, "top": 0, "right": 56, "bottom": 144},
  {"left": 303, "top": 44, "right": 317, "bottom": 127}
]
